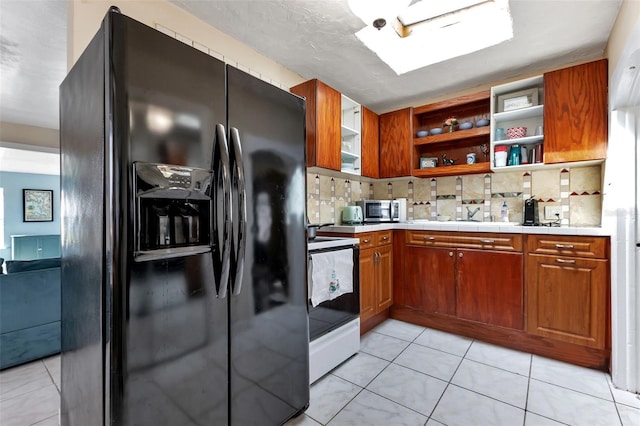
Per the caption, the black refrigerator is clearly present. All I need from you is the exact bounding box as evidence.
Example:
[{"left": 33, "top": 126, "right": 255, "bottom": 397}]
[{"left": 60, "top": 8, "right": 309, "bottom": 426}]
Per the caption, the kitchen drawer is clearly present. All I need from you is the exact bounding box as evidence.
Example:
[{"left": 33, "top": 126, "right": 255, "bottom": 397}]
[
  {"left": 357, "top": 233, "right": 375, "bottom": 250},
  {"left": 406, "top": 231, "right": 522, "bottom": 252},
  {"left": 374, "top": 230, "right": 392, "bottom": 246},
  {"left": 526, "top": 235, "right": 608, "bottom": 259}
]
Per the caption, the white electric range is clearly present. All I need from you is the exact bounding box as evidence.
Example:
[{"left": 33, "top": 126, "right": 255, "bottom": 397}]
[{"left": 307, "top": 236, "right": 360, "bottom": 384}]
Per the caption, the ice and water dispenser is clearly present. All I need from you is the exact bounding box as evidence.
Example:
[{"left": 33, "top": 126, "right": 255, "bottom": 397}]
[{"left": 133, "top": 162, "right": 213, "bottom": 261}]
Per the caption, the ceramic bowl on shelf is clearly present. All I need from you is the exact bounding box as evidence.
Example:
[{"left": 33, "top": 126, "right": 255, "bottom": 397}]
[
  {"left": 459, "top": 122, "right": 473, "bottom": 130},
  {"left": 416, "top": 130, "right": 429, "bottom": 138},
  {"left": 476, "top": 118, "right": 490, "bottom": 127},
  {"left": 430, "top": 128, "right": 443, "bottom": 135},
  {"left": 507, "top": 126, "right": 527, "bottom": 139}
]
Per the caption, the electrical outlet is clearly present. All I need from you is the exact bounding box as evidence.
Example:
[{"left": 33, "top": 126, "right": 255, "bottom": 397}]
[{"left": 544, "top": 205, "right": 562, "bottom": 220}]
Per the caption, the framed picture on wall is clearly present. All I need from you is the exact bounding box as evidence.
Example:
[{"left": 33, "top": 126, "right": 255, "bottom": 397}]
[{"left": 23, "top": 189, "right": 53, "bottom": 222}]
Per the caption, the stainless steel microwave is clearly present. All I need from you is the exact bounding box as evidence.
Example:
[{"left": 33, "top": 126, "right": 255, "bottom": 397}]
[{"left": 356, "top": 200, "right": 399, "bottom": 223}]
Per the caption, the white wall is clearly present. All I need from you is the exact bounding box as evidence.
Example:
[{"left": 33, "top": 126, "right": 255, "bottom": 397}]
[
  {"left": 604, "top": 0, "right": 640, "bottom": 393},
  {"left": 68, "top": 0, "right": 305, "bottom": 91}
]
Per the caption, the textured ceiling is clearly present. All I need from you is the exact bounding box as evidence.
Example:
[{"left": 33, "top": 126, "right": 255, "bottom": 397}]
[
  {"left": 0, "top": 0, "right": 67, "bottom": 130},
  {"left": 0, "top": 0, "right": 623, "bottom": 132},
  {"left": 170, "top": 0, "right": 622, "bottom": 113}
]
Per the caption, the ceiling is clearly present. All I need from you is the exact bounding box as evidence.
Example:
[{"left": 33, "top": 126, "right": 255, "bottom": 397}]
[{"left": 0, "top": 0, "right": 623, "bottom": 132}]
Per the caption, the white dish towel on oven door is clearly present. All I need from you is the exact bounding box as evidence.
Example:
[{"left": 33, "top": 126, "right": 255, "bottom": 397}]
[{"left": 309, "top": 249, "right": 354, "bottom": 307}]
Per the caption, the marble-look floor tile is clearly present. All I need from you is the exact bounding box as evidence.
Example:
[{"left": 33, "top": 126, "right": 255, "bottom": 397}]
[
  {"left": 394, "top": 343, "right": 462, "bottom": 382},
  {"left": 530, "top": 355, "right": 612, "bottom": 400},
  {"left": 43, "top": 355, "right": 61, "bottom": 392},
  {"left": 426, "top": 419, "right": 445, "bottom": 425},
  {"left": 524, "top": 412, "right": 565, "bottom": 426},
  {"left": 607, "top": 375, "right": 640, "bottom": 409},
  {"left": 371, "top": 319, "right": 425, "bottom": 342},
  {"left": 284, "top": 414, "right": 323, "bottom": 426},
  {"left": 413, "top": 328, "right": 473, "bottom": 356},
  {"left": 465, "top": 340, "right": 531, "bottom": 376},
  {"left": 451, "top": 359, "right": 529, "bottom": 408},
  {"left": 359, "top": 332, "right": 410, "bottom": 361},
  {"left": 327, "top": 389, "right": 427, "bottom": 426},
  {"left": 527, "top": 379, "right": 620, "bottom": 426},
  {"left": 366, "top": 363, "right": 447, "bottom": 416},
  {"left": 331, "top": 352, "right": 390, "bottom": 387},
  {"left": 31, "top": 414, "right": 59, "bottom": 426},
  {"left": 431, "top": 384, "right": 524, "bottom": 426},
  {"left": 618, "top": 403, "right": 640, "bottom": 426},
  {"left": 0, "top": 361, "right": 51, "bottom": 401},
  {"left": 0, "top": 383, "right": 59, "bottom": 426},
  {"left": 306, "top": 375, "right": 361, "bottom": 424}
]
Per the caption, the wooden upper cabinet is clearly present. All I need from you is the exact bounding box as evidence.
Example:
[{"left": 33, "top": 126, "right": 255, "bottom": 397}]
[
  {"left": 379, "top": 108, "right": 412, "bottom": 178},
  {"left": 361, "top": 106, "right": 379, "bottom": 178},
  {"left": 543, "top": 59, "right": 608, "bottom": 163},
  {"left": 290, "top": 79, "right": 341, "bottom": 170}
]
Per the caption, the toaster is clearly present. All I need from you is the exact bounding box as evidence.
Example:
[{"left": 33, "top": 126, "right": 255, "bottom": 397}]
[{"left": 342, "top": 206, "right": 363, "bottom": 225}]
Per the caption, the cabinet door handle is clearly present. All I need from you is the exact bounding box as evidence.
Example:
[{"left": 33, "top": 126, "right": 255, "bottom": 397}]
[
  {"left": 363, "top": 239, "right": 370, "bottom": 243},
  {"left": 480, "top": 239, "right": 495, "bottom": 244},
  {"left": 381, "top": 235, "right": 389, "bottom": 240},
  {"left": 459, "top": 252, "right": 463, "bottom": 258},
  {"left": 555, "top": 244, "right": 574, "bottom": 249},
  {"left": 424, "top": 236, "right": 436, "bottom": 241},
  {"left": 556, "top": 258, "right": 576, "bottom": 264},
  {"left": 449, "top": 251, "right": 454, "bottom": 257}
]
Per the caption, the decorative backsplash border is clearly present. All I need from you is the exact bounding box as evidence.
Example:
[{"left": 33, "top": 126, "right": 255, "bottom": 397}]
[{"left": 307, "top": 165, "right": 603, "bottom": 226}]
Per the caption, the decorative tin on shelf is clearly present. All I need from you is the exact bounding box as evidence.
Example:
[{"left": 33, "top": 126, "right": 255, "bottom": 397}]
[{"left": 420, "top": 157, "right": 438, "bottom": 168}]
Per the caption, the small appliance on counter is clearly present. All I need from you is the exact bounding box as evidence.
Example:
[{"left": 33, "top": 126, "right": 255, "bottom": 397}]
[
  {"left": 356, "top": 200, "right": 399, "bottom": 223},
  {"left": 523, "top": 197, "right": 540, "bottom": 226},
  {"left": 342, "top": 206, "right": 363, "bottom": 225}
]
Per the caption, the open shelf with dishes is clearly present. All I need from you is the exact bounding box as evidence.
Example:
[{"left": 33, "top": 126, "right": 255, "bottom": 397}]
[
  {"left": 412, "top": 90, "right": 491, "bottom": 177},
  {"left": 490, "top": 76, "right": 545, "bottom": 171}
]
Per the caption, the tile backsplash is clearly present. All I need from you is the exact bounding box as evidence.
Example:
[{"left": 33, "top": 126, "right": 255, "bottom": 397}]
[{"left": 306, "top": 165, "right": 603, "bottom": 226}]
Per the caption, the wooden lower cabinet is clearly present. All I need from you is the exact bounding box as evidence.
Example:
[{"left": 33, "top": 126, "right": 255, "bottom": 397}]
[
  {"left": 404, "top": 245, "right": 455, "bottom": 315},
  {"left": 358, "top": 231, "right": 393, "bottom": 332},
  {"left": 403, "top": 244, "right": 522, "bottom": 328},
  {"left": 457, "top": 249, "right": 523, "bottom": 329},
  {"left": 359, "top": 247, "right": 376, "bottom": 320},
  {"left": 526, "top": 254, "right": 608, "bottom": 349},
  {"left": 393, "top": 231, "right": 611, "bottom": 370},
  {"left": 376, "top": 244, "right": 393, "bottom": 311}
]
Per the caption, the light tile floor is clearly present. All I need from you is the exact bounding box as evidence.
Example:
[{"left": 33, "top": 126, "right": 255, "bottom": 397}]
[
  {"left": 1, "top": 319, "right": 639, "bottom": 426},
  {"left": 288, "top": 319, "right": 640, "bottom": 426}
]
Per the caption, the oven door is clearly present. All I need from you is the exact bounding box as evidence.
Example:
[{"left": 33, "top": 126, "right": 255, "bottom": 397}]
[{"left": 308, "top": 245, "right": 360, "bottom": 341}]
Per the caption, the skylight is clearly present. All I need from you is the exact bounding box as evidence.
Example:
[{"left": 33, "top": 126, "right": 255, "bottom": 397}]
[{"left": 348, "top": 0, "right": 513, "bottom": 75}]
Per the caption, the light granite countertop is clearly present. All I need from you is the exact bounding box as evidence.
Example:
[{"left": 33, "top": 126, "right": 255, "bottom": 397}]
[{"left": 319, "top": 220, "right": 610, "bottom": 236}]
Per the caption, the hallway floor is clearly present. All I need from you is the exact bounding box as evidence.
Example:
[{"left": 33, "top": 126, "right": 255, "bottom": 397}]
[{"left": 1, "top": 319, "right": 638, "bottom": 425}]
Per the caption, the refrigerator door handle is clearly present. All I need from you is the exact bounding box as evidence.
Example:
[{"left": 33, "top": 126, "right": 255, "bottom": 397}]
[
  {"left": 212, "top": 123, "right": 232, "bottom": 298},
  {"left": 230, "top": 127, "right": 247, "bottom": 295}
]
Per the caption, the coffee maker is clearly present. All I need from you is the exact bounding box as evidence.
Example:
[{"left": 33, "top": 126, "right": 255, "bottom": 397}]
[{"left": 523, "top": 197, "right": 539, "bottom": 226}]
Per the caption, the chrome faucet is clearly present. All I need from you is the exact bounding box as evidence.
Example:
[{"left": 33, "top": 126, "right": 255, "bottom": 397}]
[{"left": 466, "top": 206, "right": 481, "bottom": 221}]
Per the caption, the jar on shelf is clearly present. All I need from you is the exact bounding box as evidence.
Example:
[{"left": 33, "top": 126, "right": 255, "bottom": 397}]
[{"left": 494, "top": 145, "right": 508, "bottom": 167}]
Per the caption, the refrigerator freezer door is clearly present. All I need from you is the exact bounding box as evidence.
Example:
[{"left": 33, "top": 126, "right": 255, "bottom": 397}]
[
  {"left": 227, "top": 66, "right": 309, "bottom": 425},
  {"left": 113, "top": 13, "right": 228, "bottom": 426}
]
